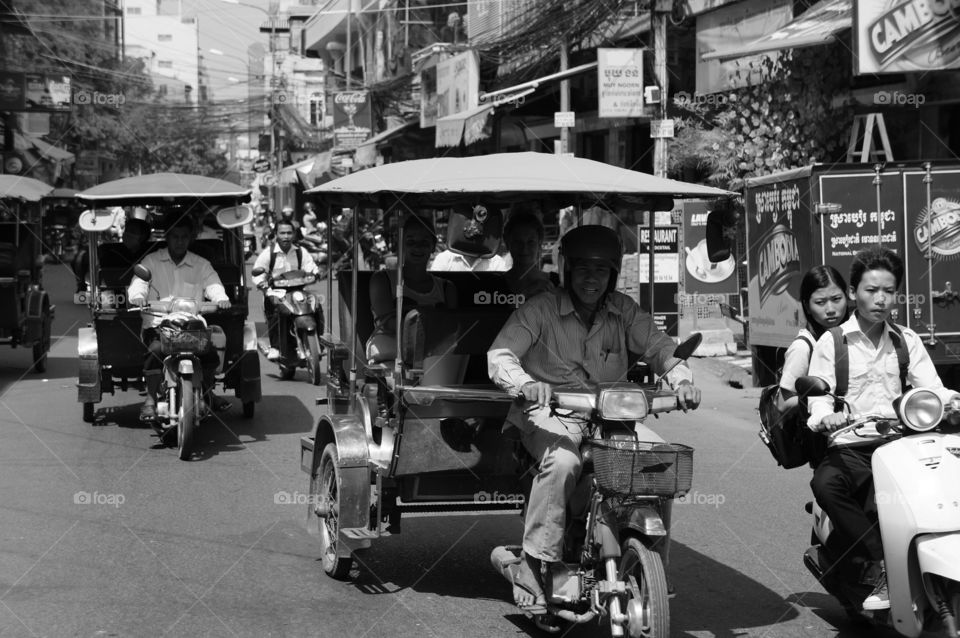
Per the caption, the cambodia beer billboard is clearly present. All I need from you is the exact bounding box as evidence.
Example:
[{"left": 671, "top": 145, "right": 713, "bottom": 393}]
[
  {"left": 855, "top": 1, "right": 960, "bottom": 73},
  {"left": 744, "top": 171, "right": 814, "bottom": 348}
]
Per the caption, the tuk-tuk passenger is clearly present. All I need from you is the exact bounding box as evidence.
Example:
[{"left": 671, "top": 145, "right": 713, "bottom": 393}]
[
  {"left": 366, "top": 214, "right": 457, "bottom": 363},
  {"left": 251, "top": 219, "right": 320, "bottom": 361},
  {"left": 128, "top": 216, "right": 232, "bottom": 422},
  {"left": 487, "top": 225, "right": 702, "bottom": 610},
  {"left": 74, "top": 207, "right": 153, "bottom": 292},
  {"left": 503, "top": 210, "right": 556, "bottom": 299}
]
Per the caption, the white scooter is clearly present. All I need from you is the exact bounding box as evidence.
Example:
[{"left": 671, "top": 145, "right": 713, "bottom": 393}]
[{"left": 797, "top": 376, "right": 960, "bottom": 636}]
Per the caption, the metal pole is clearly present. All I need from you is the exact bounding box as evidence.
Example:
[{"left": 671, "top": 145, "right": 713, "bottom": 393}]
[
  {"left": 346, "top": 0, "right": 352, "bottom": 90},
  {"left": 873, "top": 162, "right": 883, "bottom": 246},
  {"left": 652, "top": 1, "right": 669, "bottom": 178},
  {"left": 560, "top": 42, "right": 569, "bottom": 155},
  {"left": 923, "top": 162, "right": 936, "bottom": 345}
]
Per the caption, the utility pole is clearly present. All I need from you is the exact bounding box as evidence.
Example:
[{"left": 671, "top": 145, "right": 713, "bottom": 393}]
[{"left": 652, "top": 0, "right": 669, "bottom": 178}]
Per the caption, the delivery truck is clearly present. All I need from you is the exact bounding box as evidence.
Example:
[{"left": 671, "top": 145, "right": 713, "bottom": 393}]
[{"left": 743, "top": 161, "right": 960, "bottom": 387}]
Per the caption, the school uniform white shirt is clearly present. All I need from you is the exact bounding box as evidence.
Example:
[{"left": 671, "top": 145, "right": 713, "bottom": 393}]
[
  {"left": 429, "top": 250, "right": 511, "bottom": 272},
  {"left": 806, "top": 314, "right": 947, "bottom": 446},
  {"left": 251, "top": 243, "right": 318, "bottom": 288},
  {"left": 127, "top": 249, "right": 228, "bottom": 329}
]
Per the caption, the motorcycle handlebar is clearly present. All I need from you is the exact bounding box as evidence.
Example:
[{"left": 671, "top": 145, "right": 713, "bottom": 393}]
[
  {"left": 827, "top": 414, "right": 900, "bottom": 439},
  {"left": 138, "top": 301, "right": 223, "bottom": 315}
]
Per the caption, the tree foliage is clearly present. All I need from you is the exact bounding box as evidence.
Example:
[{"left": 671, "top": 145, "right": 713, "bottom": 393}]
[
  {"left": 668, "top": 42, "right": 855, "bottom": 190},
  {"left": 5, "top": 0, "right": 230, "bottom": 180}
]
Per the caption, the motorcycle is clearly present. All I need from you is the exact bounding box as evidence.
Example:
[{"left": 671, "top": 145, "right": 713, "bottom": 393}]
[
  {"left": 251, "top": 267, "right": 324, "bottom": 385},
  {"left": 45, "top": 223, "right": 69, "bottom": 261},
  {"left": 135, "top": 265, "right": 225, "bottom": 461},
  {"left": 797, "top": 375, "right": 960, "bottom": 636},
  {"left": 491, "top": 334, "right": 702, "bottom": 638}
]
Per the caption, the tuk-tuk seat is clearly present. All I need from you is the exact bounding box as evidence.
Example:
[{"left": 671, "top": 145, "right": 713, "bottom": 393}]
[
  {"left": 190, "top": 238, "right": 224, "bottom": 264},
  {"left": 0, "top": 242, "right": 17, "bottom": 279},
  {"left": 400, "top": 306, "right": 515, "bottom": 384}
]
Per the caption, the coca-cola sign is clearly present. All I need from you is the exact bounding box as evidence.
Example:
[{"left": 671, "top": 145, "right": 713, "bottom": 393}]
[{"left": 332, "top": 90, "right": 371, "bottom": 150}]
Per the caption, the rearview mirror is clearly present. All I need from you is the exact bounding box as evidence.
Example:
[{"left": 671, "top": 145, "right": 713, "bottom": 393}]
[
  {"left": 795, "top": 376, "right": 830, "bottom": 398},
  {"left": 216, "top": 205, "right": 254, "bottom": 229},
  {"left": 78, "top": 208, "right": 119, "bottom": 233},
  {"left": 673, "top": 333, "right": 702, "bottom": 361},
  {"left": 133, "top": 264, "right": 152, "bottom": 282},
  {"left": 251, "top": 266, "right": 266, "bottom": 277}
]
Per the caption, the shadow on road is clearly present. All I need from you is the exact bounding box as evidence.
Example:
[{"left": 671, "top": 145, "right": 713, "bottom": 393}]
[
  {"left": 345, "top": 524, "right": 812, "bottom": 638},
  {"left": 787, "top": 592, "right": 901, "bottom": 637}
]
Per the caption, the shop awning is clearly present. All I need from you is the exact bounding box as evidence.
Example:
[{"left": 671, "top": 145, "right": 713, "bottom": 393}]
[
  {"left": 355, "top": 121, "right": 417, "bottom": 167},
  {"left": 702, "top": 0, "right": 851, "bottom": 61},
  {"left": 435, "top": 103, "right": 495, "bottom": 149},
  {"left": 13, "top": 132, "right": 75, "bottom": 165},
  {"left": 279, "top": 156, "right": 318, "bottom": 186}
]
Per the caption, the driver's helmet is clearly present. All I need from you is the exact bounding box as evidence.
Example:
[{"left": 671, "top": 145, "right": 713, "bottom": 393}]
[
  {"left": 560, "top": 225, "right": 622, "bottom": 293},
  {"left": 169, "top": 298, "right": 200, "bottom": 315}
]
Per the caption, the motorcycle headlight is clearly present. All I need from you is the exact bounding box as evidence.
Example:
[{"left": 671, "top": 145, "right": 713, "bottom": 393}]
[
  {"left": 169, "top": 298, "right": 199, "bottom": 315},
  {"left": 598, "top": 389, "right": 648, "bottom": 420},
  {"left": 898, "top": 388, "right": 944, "bottom": 432}
]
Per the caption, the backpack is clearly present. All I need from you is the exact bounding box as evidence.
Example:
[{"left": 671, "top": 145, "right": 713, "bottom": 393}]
[
  {"left": 268, "top": 243, "right": 303, "bottom": 275},
  {"left": 829, "top": 321, "right": 909, "bottom": 399},
  {"left": 758, "top": 321, "right": 911, "bottom": 470},
  {"left": 758, "top": 333, "right": 823, "bottom": 469}
]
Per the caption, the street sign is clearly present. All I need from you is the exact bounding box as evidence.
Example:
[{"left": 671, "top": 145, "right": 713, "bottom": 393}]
[
  {"left": 252, "top": 158, "right": 271, "bottom": 173},
  {"left": 598, "top": 48, "right": 644, "bottom": 118},
  {"left": 650, "top": 119, "right": 675, "bottom": 138},
  {"left": 554, "top": 111, "right": 575, "bottom": 128}
]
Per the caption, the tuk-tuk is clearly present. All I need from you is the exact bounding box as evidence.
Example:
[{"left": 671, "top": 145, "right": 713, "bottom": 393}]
[
  {"left": 74, "top": 173, "right": 261, "bottom": 425},
  {"left": 0, "top": 175, "right": 55, "bottom": 372},
  {"left": 298, "top": 153, "right": 729, "bottom": 637}
]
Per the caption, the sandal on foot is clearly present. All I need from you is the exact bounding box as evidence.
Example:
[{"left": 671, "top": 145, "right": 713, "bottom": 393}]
[
  {"left": 534, "top": 615, "right": 561, "bottom": 634},
  {"left": 210, "top": 396, "right": 231, "bottom": 412},
  {"left": 506, "top": 562, "right": 547, "bottom": 614}
]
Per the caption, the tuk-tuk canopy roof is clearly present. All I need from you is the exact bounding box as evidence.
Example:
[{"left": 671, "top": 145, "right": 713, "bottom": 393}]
[
  {"left": 0, "top": 175, "right": 54, "bottom": 202},
  {"left": 77, "top": 173, "right": 251, "bottom": 206},
  {"left": 306, "top": 152, "right": 733, "bottom": 207}
]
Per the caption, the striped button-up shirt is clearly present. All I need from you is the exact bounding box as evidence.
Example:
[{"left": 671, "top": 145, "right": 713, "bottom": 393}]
[{"left": 488, "top": 288, "right": 692, "bottom": 395}]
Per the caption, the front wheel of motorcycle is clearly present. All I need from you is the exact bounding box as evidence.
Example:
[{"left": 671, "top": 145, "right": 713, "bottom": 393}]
[
  {"left": 307, "top": 333, "right": 322, "bottom": 386},
  {"left": 177, "top": 377, "right": 196, "bottom": 461},
  {"left": 619, "top": 537, "right": 669, "bottom": 638}
]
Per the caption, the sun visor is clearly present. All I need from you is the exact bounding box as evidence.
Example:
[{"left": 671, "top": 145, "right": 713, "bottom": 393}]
[
  {"left": 216, "top": 204, "right": 254, "bottom": 229},
  {"left": 446, "top": 203, "right": 503, "bottom": 258},
  {"left": 78, "top": 208, "right": 120, "bottom": 233}
]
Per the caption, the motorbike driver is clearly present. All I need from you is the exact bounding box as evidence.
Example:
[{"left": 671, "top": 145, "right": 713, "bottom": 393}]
[
  {"left": 806, "top": 247, "right": 957, "bottom": 611},
  {"left": 251, "top": 219, "right": 319, "bottom": 362},
  {"left": 128, "top": 215, "right": 232, "bottom": 425},
  {"left": 487, "top": 225, "right": 702, "bottom": 612}
]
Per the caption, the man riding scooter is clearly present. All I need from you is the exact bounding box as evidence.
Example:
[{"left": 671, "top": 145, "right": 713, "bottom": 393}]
[
  {"left": 128, "top": 216, "right": 232, "bottom": 426},
  {"left": 486, "top": 225, "right": 702, "bottom": 619},
  {"left": 251, "top": 219, "right": 319, "bottom": 362},
  {"left": 806, "top": 247, "right": 954, "bottom": 611}
]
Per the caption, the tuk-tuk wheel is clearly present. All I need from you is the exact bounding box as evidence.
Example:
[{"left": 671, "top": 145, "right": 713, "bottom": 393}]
[
  {"left": 82, "top": 403, "right": 95, "bottom": 423},
  {"left": 242, "top": 401, "right": 255, "bottom": 418},
  {"left": 313, "top": 442, "right": 354, "bottom": 579}
]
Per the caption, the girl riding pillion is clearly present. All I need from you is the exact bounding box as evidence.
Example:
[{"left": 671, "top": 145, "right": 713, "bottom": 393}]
[{"left": 776, "top": 265, "right": 850, "bottom": 412}]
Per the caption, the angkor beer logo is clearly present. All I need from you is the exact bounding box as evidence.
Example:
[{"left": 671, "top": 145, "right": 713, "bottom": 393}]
[
  {"left": 914, "top": 197, "right": 960, "bottom": 259},
  {"left": 757, "top": 224, "right": 801, "bottom": 305},
  {"left": 868, "top": 1, "right": 960, "bottom": 69}
]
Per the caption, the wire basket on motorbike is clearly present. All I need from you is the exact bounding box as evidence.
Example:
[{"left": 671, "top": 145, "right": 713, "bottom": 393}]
[{"left": 587, "top": 440, "right": 694, "bottom": 498}]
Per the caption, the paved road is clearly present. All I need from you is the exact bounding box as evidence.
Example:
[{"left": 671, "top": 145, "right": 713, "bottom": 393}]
[{"left": 0, "top": 261, "right": 893, "bottom": 638}]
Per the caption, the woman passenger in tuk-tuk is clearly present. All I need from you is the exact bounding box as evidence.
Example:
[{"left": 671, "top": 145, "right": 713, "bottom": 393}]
[
  {"left": 366, "top": 214, "right": 457, "bottom": 363},
  {"left": 503, "top": 209, "right": 556, "bottom": 300}
]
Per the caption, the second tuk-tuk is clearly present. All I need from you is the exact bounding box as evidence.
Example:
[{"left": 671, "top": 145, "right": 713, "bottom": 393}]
[
  {"left": 74, "top": 173, "right": 261, "bottom": 427},
  {"left": 298, "top": 153, "right": 729, "bottom": 637},
  {"left": 0, "top": 175, "right": 54, "bottom": 372}
]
